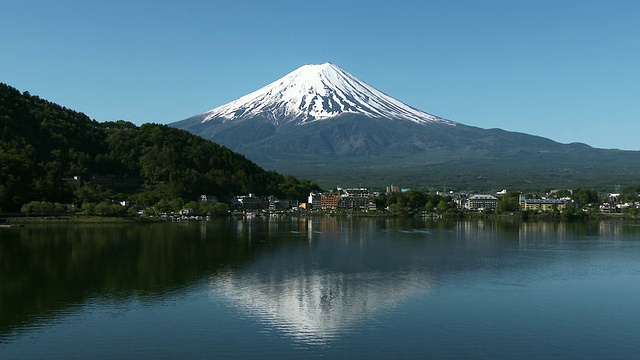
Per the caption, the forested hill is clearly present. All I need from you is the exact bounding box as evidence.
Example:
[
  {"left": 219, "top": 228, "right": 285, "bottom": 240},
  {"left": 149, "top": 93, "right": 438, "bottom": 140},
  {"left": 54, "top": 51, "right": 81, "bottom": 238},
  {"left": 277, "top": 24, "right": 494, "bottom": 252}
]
[{"left": 0, "top": 83, "right": 320, "bottom": 212}]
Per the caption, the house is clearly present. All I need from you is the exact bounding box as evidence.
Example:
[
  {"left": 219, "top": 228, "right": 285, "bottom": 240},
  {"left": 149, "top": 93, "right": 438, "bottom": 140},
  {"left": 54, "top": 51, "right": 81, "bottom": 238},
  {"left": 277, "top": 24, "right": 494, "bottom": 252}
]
[
  {"left": 600, "top": 203, "right": 616, "bottom": 213},
  {"left": 466, "top": 194, "right": 498, "bottom": 211},
  {"left": 179, "top": 208, "right": 195, "bottom": 216}
]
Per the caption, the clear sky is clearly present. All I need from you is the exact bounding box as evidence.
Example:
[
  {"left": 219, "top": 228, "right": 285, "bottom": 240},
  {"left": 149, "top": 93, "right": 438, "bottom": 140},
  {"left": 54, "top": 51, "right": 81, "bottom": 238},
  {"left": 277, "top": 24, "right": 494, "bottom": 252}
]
[{"left": 2, "top": 0, "right": 638, "bottom": 150}]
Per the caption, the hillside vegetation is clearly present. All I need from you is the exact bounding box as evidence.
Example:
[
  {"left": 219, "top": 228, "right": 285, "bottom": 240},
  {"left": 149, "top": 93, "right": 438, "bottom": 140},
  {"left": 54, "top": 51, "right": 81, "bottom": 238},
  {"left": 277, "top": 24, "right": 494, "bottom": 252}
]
[
  {"left": 219, "top": 115, "right": 640, "bottom": 192},
  {"left": 0, "top": 83, "right": 320, "bottom": 212}
]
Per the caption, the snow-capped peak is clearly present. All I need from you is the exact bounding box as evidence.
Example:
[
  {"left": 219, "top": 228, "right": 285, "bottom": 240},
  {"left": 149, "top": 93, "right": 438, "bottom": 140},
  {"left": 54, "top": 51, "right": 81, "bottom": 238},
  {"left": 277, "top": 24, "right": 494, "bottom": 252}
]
[{"left": 200, "top": 63, "right": 455, "bottom": 126}]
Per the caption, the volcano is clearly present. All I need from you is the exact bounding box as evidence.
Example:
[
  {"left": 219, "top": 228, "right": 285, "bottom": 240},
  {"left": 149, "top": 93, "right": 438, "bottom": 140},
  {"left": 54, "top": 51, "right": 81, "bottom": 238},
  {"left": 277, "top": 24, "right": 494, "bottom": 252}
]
[{"left": 171, "top": 63, "right": 640, "bottom": 189}]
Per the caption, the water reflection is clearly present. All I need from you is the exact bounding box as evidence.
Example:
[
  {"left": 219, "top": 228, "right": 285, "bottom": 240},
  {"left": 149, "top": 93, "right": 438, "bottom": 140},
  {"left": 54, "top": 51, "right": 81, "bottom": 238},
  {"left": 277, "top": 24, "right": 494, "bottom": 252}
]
[
  {"left": 0, "top": 220, "right": 256, "bottom": 339},
  {"left": 207, "top": 219, "right": 489, "bottom": 344},
  {"left": 208, "top": 218, "right": 640, "bottom": 344},
  {"left": 211, "top": 261, "right": 428, "bottom": 344},
  {"left": 2, "top": 217, "right": 640, "bottom": 347}
]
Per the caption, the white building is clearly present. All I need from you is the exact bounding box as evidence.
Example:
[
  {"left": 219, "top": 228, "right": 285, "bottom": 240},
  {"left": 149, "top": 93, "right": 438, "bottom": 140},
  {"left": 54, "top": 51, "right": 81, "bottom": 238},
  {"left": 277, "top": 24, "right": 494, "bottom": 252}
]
[
  {"left": 308, "top": 192, "right": 322, "bottom": 210},
  {"left": 466, "top": 194, "right": 498, "bottom": 211}
]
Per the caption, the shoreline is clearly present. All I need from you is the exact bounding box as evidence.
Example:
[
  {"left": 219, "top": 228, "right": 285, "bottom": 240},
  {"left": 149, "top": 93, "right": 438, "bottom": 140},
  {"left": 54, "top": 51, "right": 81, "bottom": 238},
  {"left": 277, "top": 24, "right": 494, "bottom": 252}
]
[{"left": 3, "top": 211, "right": 639, "bottom": 225}]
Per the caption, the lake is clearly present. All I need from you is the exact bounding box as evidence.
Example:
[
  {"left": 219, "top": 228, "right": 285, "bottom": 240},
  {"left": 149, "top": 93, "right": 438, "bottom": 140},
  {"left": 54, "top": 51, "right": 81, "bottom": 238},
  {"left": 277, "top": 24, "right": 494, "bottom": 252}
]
[{"left": 1, "top": 217, "right": 640, "bottom": 359}]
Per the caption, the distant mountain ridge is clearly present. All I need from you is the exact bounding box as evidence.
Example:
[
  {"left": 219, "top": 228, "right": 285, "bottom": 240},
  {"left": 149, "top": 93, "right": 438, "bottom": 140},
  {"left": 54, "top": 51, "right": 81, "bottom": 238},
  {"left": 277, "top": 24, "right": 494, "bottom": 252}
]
[{"left": 171, "top": 64, "right": 640, "bottom": 190}]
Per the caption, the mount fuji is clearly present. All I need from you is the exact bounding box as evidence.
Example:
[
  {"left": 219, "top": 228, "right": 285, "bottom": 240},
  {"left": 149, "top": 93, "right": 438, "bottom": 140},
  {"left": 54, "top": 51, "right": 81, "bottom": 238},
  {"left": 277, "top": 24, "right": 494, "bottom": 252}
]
[{"left": 171, "top": 63, "right": 640, "bottom": 189}]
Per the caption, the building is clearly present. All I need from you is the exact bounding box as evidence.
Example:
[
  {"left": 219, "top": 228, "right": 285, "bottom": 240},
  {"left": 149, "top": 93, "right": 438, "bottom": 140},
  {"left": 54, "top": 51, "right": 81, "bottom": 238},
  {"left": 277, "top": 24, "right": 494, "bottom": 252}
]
[
  {"left": 308, "top": 192, "right": 322, "bottom": 210},
  {"left": 199, "top": 195, "right": 218, "bottom": 204},
  {"left": 519, "top": 195, "right": 567, "bottom": 212},
  {"left": 340, "top": 196, "right": 370, "bottom": 210},
  {"left": 236, "top": 194, "right": 267, "bottom": 210},
  {"left": 600, "top": 203, "right": 616, "bottom": 213},
  {"left": 269, "top": 198, "right": 299, "bottom": 211},
  {"left": 340, "top": 188, "right": 372, "bottom": 210},
  {"left": 320, "top": 193, "right": 341, "bottom": 210},
  {"left": 62, "top": 175, "right": 82, "bottom": 186},
  {"left": 386, "top": 185, "right": 400, "bottom": 193},
  {"left": 466, "top": 194, "right": 498, "bottom": 211},
  {"left": 343, "top": 188, "right": 370, "bottom": 197}
]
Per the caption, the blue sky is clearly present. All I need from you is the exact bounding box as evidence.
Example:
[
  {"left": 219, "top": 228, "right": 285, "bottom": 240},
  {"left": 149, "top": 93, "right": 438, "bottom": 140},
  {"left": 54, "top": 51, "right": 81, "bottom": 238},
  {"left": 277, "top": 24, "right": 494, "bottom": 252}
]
[{"left": 2, "top": 0, "right": 639, "bottom": 150}]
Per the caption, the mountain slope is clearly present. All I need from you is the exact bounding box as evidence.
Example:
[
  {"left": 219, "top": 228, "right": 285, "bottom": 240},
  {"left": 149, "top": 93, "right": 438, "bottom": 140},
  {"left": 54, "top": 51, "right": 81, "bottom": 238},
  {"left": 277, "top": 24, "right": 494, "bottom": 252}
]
[
  {"left": 0, "top": 83, "right": 320, "bottom": 211},
  {"left": 171, "top": 64, "right": 640, "bottom": 190}
]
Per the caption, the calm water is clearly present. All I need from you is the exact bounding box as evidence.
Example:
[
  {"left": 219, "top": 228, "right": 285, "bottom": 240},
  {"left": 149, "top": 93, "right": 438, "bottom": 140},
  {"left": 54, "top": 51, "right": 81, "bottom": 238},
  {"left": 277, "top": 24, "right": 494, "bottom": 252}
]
[{"left": 1, "top": 218, "right": 640, "bottom": 359}]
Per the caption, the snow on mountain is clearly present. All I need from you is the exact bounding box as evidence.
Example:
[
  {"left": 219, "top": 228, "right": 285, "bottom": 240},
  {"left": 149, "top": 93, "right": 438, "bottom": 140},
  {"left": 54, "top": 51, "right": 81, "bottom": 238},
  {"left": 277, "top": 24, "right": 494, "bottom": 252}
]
[{"left": 198, "top": 63, "right": 456, "bottom": 126}]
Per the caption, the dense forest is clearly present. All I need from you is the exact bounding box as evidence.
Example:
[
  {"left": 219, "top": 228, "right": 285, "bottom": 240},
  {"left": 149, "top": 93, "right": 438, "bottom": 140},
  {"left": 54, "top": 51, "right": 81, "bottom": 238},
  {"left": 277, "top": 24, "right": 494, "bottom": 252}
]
[{"left": 0, "top": 83, "right": 321, "bottom": 212}]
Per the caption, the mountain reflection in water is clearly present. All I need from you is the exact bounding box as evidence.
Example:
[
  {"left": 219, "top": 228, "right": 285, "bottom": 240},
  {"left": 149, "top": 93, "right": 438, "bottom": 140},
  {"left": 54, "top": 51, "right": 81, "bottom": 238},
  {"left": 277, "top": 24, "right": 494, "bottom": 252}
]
[
  {"left": 211, "top": 262, "right": 428, "bottom": 343},
  {"left": 211, "top": 218, "right": 434, "bottom": 343}
]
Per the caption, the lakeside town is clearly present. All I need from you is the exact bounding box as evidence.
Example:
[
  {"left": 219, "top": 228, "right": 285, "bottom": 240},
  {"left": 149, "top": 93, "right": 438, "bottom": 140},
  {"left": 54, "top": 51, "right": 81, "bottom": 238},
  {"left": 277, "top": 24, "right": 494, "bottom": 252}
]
[
  {"left": 9, "top": 176, "right": 640, "bottom": 223},
  {"left": 228, "top": 185, "right": 640, "bottom": 217},
  {"left": 99, "top": 185, "right": 640, "bottom": 221}
]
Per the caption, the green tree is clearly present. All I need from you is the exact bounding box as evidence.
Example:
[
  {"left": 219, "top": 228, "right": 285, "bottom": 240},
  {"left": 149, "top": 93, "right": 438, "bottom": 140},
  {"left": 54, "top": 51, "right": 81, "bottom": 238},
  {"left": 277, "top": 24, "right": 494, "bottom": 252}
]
[
  {"left": 425, "top": 201, "right": 436, "bottom": 213},
  {"left": 561, "top": 201, "right": 586, "bottom": 220},
  {"left": 184, "top": 200, "right": 199, "bottom": 210},
  {"left": 574, "top": 188, "right": 599, "bottom": 206},
  {"left": 81, "top": 202, "right": 97, "bottom": 215},
  {"left": 389, "top": 203, "right": 409, "bottom": 216},
  {"left": 497, "top": 191, "right": 520, "bottom": 213},
  {"left": 405, "top": 190, "right": 428, "bottom": 210},
  {"left": 620, "top": 185, "right": 640, "bottom": 203},
  {"left": 194, "top": 201, "right": 230, "bottom": 215},
  {"left": 154, "top": 199, "right": 172, "bottom": 213},
  {"left": 437, "top": 199, "right": 449, "bottom": 214},
  {"left": 213, "top": 202, "right": 229, "bottom": 214},
  {"left": 169, "top": 198, "right": 185, "bottom": 212},
  {"left": 552, "top": 189, "right": 572, "bottom": 198},
  {"left": 373, "top": 195, "right": 387, "bottom": 210},
  {"left": 94, "top": 202, "right": 111, "bottom": 216},
  {"left": 73, "top": 183, "right": 113, "bottom": 205},
  {"left": 21, "top": 201, "right": 64, "bottom": 216}
]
